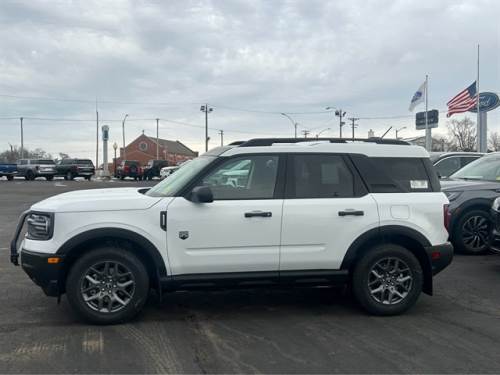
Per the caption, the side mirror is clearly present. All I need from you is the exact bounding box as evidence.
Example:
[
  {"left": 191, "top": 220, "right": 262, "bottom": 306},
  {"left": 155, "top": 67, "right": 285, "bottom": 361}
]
[{"left": 191, "top": 186, "right": 214, "bottom": 203}]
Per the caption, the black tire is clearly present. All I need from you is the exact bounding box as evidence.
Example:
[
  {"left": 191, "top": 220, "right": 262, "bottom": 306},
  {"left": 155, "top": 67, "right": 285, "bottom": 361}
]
[
  {"left": 352, "top": 244, "right": 423, "bottom": 316},
  {"left": 452, "top": 209, "right": 491, "bottom": 255},
  {"left": 120, "top": 176, "right": 125, "bottom": 180},
  {"left": 26, "top": 170, "right": 35, "bottom": 181},
  {"left": 66, "top": 171, "right": 74, "bottom": 181},
  {"left": 66, "top": 247, "right": 150, "bottom": 324},
  {"left": 85, "top": 176, "right": 92, "bottom": 181},
  {"left": 46, "top": 175, "right": 54, "bottom": 181},
  {"left": 7, "top": 175, "right": 14, "bottom": 181}
]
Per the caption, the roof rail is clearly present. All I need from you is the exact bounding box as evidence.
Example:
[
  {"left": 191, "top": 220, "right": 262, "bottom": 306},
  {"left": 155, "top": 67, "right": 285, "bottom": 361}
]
[
  {"left": 228, "top": 141, "right": 245, "bottom": 146},
  {"left": 238, "top": 137, "right": 411, "bottom": 147}
]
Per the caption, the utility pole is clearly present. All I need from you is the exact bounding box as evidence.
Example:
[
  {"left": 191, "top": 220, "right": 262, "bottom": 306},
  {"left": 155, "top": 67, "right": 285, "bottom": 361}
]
[
  {"left": 122, "top": 114, "right": 128, "bottom": 160},
  {"left": 218, "top": 130, "right": 224, "bottom": 146},
  {"left": 302, "top": 130, "right": 310, "bottom": 138},
  {"left": 200, "top": 104, "right": 213, "bottom": 152},
  {"left": 156, "top": 118, "right": 160, "bottom": 160},
  {"left": 96, "top": 99, "right": 99, "bottom": 169},
  {"left": 20, "top": 117, "right": 24, "bottom": 159},
  {"left": 326, "top": 107, "right": 346, "bottom": 138},
  {"left": 348, "top": 117, "right": 359, "bottom": 140}
]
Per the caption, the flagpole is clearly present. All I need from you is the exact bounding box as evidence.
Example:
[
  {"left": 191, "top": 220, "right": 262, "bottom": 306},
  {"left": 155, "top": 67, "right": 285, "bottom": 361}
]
[
  {"left": 476, "top": 44, "right": 481, "bottom": 152},
  {"left": 425, "top": 74, "right": 430, "bottom": 151}
]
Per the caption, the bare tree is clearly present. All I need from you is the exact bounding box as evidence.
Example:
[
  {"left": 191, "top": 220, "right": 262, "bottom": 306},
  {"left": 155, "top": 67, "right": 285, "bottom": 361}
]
[
  {"left": 447, "top": 117, "right": 477, "bottom": 151},
  {"left": 489, "top": 132, "right": 500, "bottom": 151}
]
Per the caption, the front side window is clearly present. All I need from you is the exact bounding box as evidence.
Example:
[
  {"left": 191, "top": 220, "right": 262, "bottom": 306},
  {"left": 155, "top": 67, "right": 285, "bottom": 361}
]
[
  {"left": 201, "top": 155, "right": 279, "bottom": 200},
  {"left": 289, "top": 154, "right": 354, "bottom": 198},
  {"left": 435, "top": 157, "right": 461, "bottom": 178}
]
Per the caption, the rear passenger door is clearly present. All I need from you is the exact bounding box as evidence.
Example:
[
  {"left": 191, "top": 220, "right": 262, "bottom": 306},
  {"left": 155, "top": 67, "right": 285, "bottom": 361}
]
[{"left": 279, "top": 153, "right": 379, "bottom": 271}]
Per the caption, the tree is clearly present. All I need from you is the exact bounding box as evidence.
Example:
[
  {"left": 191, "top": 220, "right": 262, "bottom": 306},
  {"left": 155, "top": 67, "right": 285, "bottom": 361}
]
[
  {"left": 488, "top": 132, "right": 500, "bottom": 152},
  {"left": 0, "top": 146, "right": 52, "bottom": 162},
  {"left": 447, "top": 117, "right": 476, "bottom": 151}
]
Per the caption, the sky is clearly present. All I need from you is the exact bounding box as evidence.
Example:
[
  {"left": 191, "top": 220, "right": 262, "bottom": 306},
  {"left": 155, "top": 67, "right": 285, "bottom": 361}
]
[{"left": 0, "top": 0, "right": 499, "bottom": 161}]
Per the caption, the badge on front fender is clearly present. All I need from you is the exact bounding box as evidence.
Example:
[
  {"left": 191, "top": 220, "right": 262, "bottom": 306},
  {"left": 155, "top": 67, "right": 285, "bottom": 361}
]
[{"left": 179, "top": 231, "right": 189, "bottom": 240}]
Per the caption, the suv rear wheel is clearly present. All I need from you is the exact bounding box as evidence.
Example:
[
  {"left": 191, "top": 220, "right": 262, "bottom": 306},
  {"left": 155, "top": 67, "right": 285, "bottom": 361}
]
[
  {"left": 352, "top": 244, "right": 423, "bottom": 316},
  {"left": 66, "top": 247, "right": 149, "bottom": 324},
  {"left": 453, "top": 209, "right": 490, "bottom": 255}
]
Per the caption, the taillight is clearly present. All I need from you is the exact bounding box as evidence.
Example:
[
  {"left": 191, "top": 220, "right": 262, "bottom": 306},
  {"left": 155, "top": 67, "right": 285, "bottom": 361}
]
[
  {"left": 124, "top": 166, "right": 129, "bottom": 172},
  {"left": 444, "top": 204, "right": 451, "bottom": 232}
]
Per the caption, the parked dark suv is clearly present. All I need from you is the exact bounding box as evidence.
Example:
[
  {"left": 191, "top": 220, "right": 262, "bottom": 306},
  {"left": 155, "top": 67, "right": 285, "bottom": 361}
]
[
  {"left": 115, "top": 160, "right": 143, "bottom": 180},
  {"left": 56, "top": 159, "right": 95, "bottom": 180},
  {"left": 441, "top": 152, "right": 500, "bottom": 254},
  {"left": 142, "top": 159, "right": 169, "bottom": 180}
]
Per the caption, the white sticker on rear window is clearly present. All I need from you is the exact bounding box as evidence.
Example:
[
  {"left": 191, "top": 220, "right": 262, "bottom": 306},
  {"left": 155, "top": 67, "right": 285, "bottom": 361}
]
[{"left": 410, "top": 180, "right": 428, "bottom": 189}]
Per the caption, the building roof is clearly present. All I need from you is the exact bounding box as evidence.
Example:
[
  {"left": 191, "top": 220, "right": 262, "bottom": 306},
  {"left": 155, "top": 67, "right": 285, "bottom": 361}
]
[{"left": 146, "top": 136, "right": 198, "bottom": 157}]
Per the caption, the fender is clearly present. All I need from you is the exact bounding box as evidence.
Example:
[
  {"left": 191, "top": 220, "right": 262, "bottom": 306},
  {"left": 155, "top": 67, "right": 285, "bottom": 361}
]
[
  {"left": 56, "top": 227, "right": 168, "bottom": 278},
  {"left": 341, "top": 225, "right": 433, "bottom": 295},
  {"left": 450, "top": 197, "right": 495, "bottom": 231}
]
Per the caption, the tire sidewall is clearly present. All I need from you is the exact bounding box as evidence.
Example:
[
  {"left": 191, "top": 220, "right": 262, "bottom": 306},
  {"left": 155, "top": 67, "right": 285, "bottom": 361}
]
[
  {"left": 66, "top": 247, "right": 150, "bottom": 324},
  {"left": 352, "top": 244, "right": 423, "bottom": 316},
  {"left": 453, "top": 209, "right": 490, "bottom": 255}
]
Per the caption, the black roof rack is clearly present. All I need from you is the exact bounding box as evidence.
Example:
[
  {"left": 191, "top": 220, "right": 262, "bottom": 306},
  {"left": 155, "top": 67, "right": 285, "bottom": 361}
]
[
  {"left": 238, "top": 137, "right": 411, "bottom": 147},
  {"left": 228, "top": 141, "right": 246, "bottom": 146}
]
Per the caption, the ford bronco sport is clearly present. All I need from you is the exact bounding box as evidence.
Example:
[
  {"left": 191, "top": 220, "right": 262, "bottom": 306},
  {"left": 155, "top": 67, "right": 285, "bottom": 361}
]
[{"left": 11, "top": 138, "right": 453, "bottom": 324}]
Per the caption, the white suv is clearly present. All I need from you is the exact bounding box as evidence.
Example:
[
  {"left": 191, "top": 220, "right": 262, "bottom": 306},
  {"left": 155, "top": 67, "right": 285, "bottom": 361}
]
[{"left": 11, "top": 138, "right": 453, "bottom": 324}]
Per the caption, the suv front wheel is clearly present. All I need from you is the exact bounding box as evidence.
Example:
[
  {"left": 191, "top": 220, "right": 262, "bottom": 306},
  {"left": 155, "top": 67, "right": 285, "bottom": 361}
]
[
  {"left": 352, "top": 244, "right": 423, "bottom": 316},
  {"left": 66, "top": 247, "right": 150, "bottom": 324},
  {"left": 453, "top": 209, "right": 491, "bottom": 255}
]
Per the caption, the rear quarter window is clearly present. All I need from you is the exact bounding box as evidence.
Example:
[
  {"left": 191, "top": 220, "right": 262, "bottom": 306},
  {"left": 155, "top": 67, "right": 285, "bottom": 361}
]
[{"left": 351, "top": 155, "right": 437, "bottom": 193}]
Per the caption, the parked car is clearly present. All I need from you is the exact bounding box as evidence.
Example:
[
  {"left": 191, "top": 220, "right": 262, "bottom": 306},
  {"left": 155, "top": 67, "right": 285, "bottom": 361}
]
[
  {"left": 488, "top": 197, "right": 500, "bottom": 254},
  {"left": 0, "top": 162, "right": 18, "bottom": 181},
  {"left": 17, "top": 159, "right": 56, "bottom": 181},
  {"left": 430, "top": 152, "right": 483, "bottom": 179},
  {"left": 142, "top": 159, "right": 168, "bottom": 180},
  {"left": 56, "top": 159, "right": 95, "bottom": 180},
  {"left": 441, "top": 152, "right": 500, "bottom": 254},
  {"left": 11, "top": 138, "right": 453, "bottom": 324},
  {"left": 159, "top": 165, "right": 180, "bottom": 179},
  {"left": 115, "top": 160, "right": 143, "bottom": 180}
]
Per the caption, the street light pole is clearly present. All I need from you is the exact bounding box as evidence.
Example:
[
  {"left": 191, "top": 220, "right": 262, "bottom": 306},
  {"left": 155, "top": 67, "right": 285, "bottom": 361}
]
[
  {"left": 20, "top": 117, "right": 24, "bottom": 159},
  {"left": 219, "top": 130, "right": 224, "bottom": 146},
  {"left": 122, "top": 114, "right": 129, "bottom": 160},
  {"left": 200, "top": 104, "right": 213, "bottom": 152},
  {"left": 156, "top": 118, "right": 160, "bottom": 160},
  {"left": 315, "top": 128, "right": 331, "bottom": 139},
  {"left": 112, "top": 142, "right": 118, "bottom": 177},
  {"left": 395, "top": 126, "right": 407, "bottom": 140},
  {"left": 281, "top": 113, "right": 298, "bottom": 138}
]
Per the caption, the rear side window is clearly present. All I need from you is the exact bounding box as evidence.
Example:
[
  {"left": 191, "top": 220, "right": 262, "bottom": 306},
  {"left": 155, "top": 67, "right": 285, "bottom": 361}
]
[
  {"left": 435, "top": 157, "right": 461, "bottom": 178},
  {"left": 288, "top": 154, "right": 355, "bottom": 198},
  {"left": 351, "top": 156, "right": 434, "bottom": 193}
]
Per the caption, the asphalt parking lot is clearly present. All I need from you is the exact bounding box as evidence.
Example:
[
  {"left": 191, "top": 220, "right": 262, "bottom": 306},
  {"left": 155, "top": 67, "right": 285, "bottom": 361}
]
[{"left": 1, "top": 179, "right": 500, "bottom": 373}]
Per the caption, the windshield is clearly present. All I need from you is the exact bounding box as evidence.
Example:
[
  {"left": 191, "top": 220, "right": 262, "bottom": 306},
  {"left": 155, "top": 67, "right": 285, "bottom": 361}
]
[
  {"left": 450, "top": 155, "right": 500, "bottom": 181},
  {"left": 146, "top": 156, "right": 215, "bottom": 197}
]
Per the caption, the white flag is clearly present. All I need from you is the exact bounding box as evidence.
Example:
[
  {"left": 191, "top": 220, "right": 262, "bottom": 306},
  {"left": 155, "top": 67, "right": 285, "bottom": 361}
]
[{"left": 409, "top": 81, "right": 426, "bottom": 111}]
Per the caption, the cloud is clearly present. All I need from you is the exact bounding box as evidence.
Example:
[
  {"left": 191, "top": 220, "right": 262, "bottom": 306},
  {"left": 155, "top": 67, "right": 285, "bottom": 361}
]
[{"left": 0, "top": 0, "right": 498, "bottom": 158}]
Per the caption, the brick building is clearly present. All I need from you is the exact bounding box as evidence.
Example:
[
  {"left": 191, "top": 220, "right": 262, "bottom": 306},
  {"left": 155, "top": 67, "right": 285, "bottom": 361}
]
[{"left": 115, "top": 133, "right": 198, "bottom": 166}]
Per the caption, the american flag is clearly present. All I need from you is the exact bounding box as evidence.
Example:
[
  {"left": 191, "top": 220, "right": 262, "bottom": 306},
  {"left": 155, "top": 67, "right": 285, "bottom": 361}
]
[{"left": 447, "top": 81, "right": 477, "bottom": 117}]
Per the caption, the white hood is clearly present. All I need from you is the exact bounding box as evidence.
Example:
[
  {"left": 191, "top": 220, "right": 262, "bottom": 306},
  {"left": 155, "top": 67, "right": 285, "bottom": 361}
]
[{"left": 31, "top": 188, "right": 164, "bottom": 213}]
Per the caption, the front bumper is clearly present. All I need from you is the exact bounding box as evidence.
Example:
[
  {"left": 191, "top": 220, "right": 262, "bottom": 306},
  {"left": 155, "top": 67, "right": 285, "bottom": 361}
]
[
  {"left": 20, "top": 249, "right": 63, "bottom": 297},
  {"left": 425, "top": 242, "right": 454, "bottom": 275}
]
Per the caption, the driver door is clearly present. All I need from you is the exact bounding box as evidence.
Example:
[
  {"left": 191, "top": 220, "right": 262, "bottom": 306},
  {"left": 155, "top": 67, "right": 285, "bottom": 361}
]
[{"left": 166, "top": 154, "right": 284, "bottom": 276}]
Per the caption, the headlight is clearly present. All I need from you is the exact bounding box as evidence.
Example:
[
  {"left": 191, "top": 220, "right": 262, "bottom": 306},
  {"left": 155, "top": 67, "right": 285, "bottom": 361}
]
[
  {"left": 26, "top": 212, "right": 53, "bottom": 240},
  {"left": 444, "top": 191, "right": 462, "bottom": 201},
  {"left": 493, "top": 197, "right": 500, "bottom": 211}
]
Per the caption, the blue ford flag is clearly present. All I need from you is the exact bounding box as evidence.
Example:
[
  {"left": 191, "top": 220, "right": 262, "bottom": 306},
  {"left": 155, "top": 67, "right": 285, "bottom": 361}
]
[{"left": 409, "top": 81, "right": 426, "bottom": 111}]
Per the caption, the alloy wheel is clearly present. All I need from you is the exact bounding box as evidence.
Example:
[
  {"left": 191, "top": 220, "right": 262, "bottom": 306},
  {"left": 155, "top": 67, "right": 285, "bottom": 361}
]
[
  {"left": 80, "top": 261, "right": 136, "bottom": 313},
  {"left": 462, "top": 215, "right": 489, "bottom": 251},
  {"left": 367, "top": 257, "right": 413, "bottom": 305}
]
